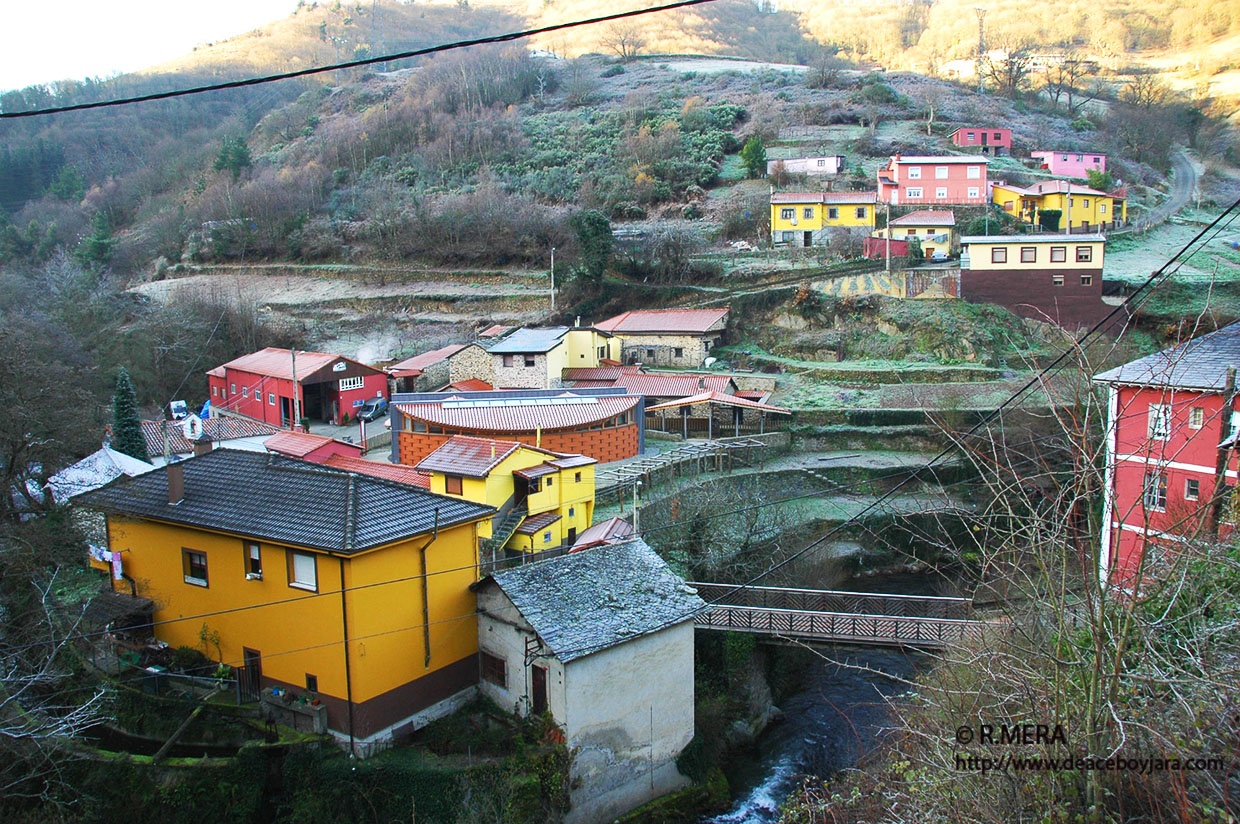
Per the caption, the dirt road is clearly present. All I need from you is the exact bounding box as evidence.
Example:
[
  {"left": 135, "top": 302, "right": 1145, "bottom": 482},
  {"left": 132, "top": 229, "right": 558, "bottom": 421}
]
[{"left": 1131, "top": 148, "right": 1197, "bottom": 232}]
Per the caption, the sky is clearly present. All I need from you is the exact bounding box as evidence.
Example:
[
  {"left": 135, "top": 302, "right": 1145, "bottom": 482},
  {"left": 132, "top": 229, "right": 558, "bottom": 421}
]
[{"left": 1, "top": 1, "right": 301, "bottom": 93}]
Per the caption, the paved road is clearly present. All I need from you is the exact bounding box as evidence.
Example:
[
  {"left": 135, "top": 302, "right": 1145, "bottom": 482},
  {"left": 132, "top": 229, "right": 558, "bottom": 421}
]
[{"left": 1129, "top": 147, "right": 1197, "bottom": 233}]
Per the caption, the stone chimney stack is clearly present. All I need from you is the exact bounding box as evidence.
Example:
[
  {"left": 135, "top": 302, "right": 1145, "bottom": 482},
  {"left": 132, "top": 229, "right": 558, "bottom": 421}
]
[
  {"left": 192, "top": 434, "right": 214, "bottom": 457},
  {"left": 167, "top": 461, "right": 185, "bottom": 505}
]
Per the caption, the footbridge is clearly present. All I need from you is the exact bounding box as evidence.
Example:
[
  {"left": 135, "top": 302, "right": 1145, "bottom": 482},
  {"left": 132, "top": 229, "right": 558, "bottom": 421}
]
[{"left": 689, "top": 582, "right": 994, "bottom": 650}]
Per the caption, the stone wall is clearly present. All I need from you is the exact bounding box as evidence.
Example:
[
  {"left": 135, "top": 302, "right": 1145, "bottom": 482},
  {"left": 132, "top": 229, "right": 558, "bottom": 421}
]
[
  {"left": 448, "top": 344, "right": 495, "bottom": 386},
  {"left": 620, "top": 333, "right": 720, "bottom": 369},
  {"left": 492, "top": 352, "right": 552, "bottom": 389}
]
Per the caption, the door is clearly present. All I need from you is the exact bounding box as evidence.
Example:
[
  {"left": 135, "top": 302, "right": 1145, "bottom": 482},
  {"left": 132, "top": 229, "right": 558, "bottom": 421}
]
[
  {"left": 280, "top": 397, "right": 293, "bottom": 427},
  {"left": 531, "top": 665, "right": 548, "bottom": 715},
  {"left": 803, "top": 231, "right": 813, "bottom": 247},
  {"left": 567, "top": 527, "right": 577, "bottom": 544},
  {"left": 241, "top": 647, "right": 263, "bottom": 702}
]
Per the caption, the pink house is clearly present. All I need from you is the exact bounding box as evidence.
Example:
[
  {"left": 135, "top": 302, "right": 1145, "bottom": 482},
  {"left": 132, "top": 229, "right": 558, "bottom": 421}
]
[
  {"left": 877, "top": 156, "right": 989, "bottom": 206},
  {"left": 949, "top": 127, "right": 1011, "bottom": 156},
  {"left": 1031, "top": 150, "right": 1106, "bottom": 178}
]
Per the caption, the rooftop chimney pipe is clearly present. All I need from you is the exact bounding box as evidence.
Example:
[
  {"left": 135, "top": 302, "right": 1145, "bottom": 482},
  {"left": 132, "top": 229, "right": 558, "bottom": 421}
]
[{"left": 167, "top": 461, "right": 185, "bottom": 505}]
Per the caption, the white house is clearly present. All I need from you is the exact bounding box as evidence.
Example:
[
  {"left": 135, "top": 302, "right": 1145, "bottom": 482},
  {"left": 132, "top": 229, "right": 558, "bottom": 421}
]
[
  {"left": 767, "top": 155, "right": 846, "bottom": 177},
  {"left": 45, "top": 446, "right": 155, "bottom": 504},
  {"left": 473, "top": 539, "right": 704, "bottom": 824}
]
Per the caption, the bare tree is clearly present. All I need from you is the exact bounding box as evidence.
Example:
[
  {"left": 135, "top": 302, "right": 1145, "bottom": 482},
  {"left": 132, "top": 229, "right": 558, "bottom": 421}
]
[
  {"left": 1040, "top": 50, "right": 1100, "bottom": 113},
  {"left": 599, "top": 23, "right": 647, "bottom": 62},
  {"left": 1121, "top": 73, "right": 1171, "bottom": 109},
  {"left": 982, "top": 41, "right": 1035, "bottom": 100}
]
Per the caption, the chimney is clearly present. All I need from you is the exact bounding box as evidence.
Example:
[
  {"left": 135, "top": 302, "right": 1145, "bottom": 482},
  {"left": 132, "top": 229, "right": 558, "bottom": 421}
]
[
  {"left": 167, "top": 460, "right": 185, "bottom": 505},
  {"left": 575, "top": 315, "right": 581, "bottom": 328},
  {"left": 698, "top": 376, "right": 706, "bottom": 390},
  {"left": 192, "top": 435, "right": 213, "bottom": 457}
]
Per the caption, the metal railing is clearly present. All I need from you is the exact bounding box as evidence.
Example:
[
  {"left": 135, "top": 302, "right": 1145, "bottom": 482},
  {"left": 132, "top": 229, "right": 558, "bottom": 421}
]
[
  {"left": 689, "top": 582, "right": 974, "bottom": 620},
  {"left": 695, "top": 604, "right": 989, "bottom": 649}
]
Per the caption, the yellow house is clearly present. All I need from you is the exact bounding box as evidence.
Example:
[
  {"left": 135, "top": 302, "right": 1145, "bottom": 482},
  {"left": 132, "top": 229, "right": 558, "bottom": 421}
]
[
  {"left": 487, "top": 326, "right": 618, "bottom": 389},
  {"left": 417, "top": 435, "right": 596, "bottom": 555},
  {"left": 771, "top": 191, "right": 877, "bottom": 247},
  {"left": 991, "top": 180, "right": 1127, "bottom": 232},
  {"left": 78, "top": 448, "right": 495, "bottom": 754},
  {"left": 873, "top": 209, "right": 956, "bottom": 259}
]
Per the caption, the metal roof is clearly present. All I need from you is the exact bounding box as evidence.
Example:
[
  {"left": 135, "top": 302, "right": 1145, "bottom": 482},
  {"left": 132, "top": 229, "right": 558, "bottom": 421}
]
[
  {"left": 570, "top": 517, "right": 634, "bottom": 550},
  {"left": 645, "top": 391, "right": 791, "bottom": 414},
  {"left": 890, "top": 210, "right": 956, "bottom": 227},
  {"left": 141, "top": 418, "right": 281, "bottom": 457},
  {"left": 77, "top": 449, "right": 493, "bottom": 554},
  {"left": 960, "top": 233, "right": 1105, "bottom": 244},
  {"left": 594, "top": 309, "right": 728, "bottom": 335},
  {"left": 416, "top": 435, "right": 528, "bottom": 477},
  {"left": 1094, "top": 321, "right": 1240, "bottom": 391},
  {"left": 216, "top": 347, "right": 382, "bottom": 381},
  {"left": 486, "top": 327, "right": 572, "bottom": 354},
  {"left": 396, "top": 394, "right": 640, "bottom": 433},
  {"left": 479, "top": 539, "right": 705, "bottom": 662}
]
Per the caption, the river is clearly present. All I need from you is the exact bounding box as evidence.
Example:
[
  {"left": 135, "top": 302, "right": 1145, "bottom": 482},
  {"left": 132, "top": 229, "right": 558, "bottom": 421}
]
[{"left": 704, "top": 570, "right": 945, "bottom": 823}]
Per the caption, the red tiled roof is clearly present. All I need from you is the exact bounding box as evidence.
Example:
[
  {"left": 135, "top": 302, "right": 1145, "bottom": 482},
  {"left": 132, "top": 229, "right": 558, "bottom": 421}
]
[
  {"left": 1027, "top": 180, "right": 1113, "bottom": 198},
  {"left": 612, "top": 374, "right": 737, "bottom": 396},
  {"left": 594, "top": 309, "right": 728, "bottom": 335},
  {"left": 890, "top": 155, "right": 991, "bottom": 164},
  {"left": 389, "top": 344, "right": 469, "bottom": 375},
  {"left": 397, "top": 394, "right": 640, "bottom": 434},
  {"left": 323, "top": 454, "right": 431, "bottom": 488},
  {"left": 734, "top": 390, "right": 771, "bottom": 401},
  {"left": 562, "top": 367, "right": 628, "bottom": 382},
  {"left": 416, "top": 435, "right": 525, "bottom": 477},
  {"left": 515, "top": 511, "right": 562, "bottom": 535},
  {"left": 890, "top": 210, "right": 956, "bottom": 227},
  {"left": 264, "top": 431, "right": 360, "bottom": 459},
  {"left": 645, "top": 391, "right": 791, "bottom": 414},
  {"left": 217, "top": 348, "right": 381, "bottom": 381},
  {"left": 445, "top": 379, "right": 493, "bottom": 392},
  {"left": 770, "top": 191, "right": 878, "bottom": 205},
  {"left": 478, "top": 325, "right": 512, "bottom": 338},
  {"left": 140, "top": 417, "right": 281, "bottom": 456}
]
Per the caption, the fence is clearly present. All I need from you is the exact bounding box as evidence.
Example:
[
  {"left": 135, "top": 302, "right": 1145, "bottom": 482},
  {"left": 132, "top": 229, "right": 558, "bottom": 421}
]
[
  {"left": 690, "top": 582, "right": 974, "bottom": 619},
  {"left": 695, "top": 604, "right": 989, "bottom": 649}
]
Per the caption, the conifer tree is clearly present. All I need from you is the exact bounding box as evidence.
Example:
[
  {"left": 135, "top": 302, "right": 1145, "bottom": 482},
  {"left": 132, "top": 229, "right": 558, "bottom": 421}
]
[{"left": 111, "top": 368, "right": 149, "bottom": 462}]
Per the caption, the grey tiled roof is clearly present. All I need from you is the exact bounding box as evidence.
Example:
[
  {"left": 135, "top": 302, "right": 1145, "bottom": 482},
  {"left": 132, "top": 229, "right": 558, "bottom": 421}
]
[
  {"left": 1093, "top": 321, "right": 1240, "bottom": 391},
  {"left": 485, "top": 327, "right": 570, "bottom": 354},
  {"left": 483, "top": 539, "right": 704, "bottom": 662},
  {"left": 77, "top": 449, "right": 494, "bottom": 553}
]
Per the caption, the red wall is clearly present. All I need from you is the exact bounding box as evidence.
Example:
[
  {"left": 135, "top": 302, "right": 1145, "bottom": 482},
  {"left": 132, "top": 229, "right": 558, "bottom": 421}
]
[
  {"left": 1107, "top": 385, "right": 1238, "bottom": 582},
  {"left": 208, "top": 370, "right": 387, "bottom": 426}
]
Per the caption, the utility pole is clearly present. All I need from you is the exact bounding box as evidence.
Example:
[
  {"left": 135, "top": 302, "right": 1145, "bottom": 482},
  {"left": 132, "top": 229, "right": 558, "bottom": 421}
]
[
  {"left": 975, "top": 7, "right": 987, "bottom": 94},
  {"left": 632, "top": 480, "right": 642, "bottom": 533},
  {"left": 291, "top": 350, "right": 301, "bottom": 431},
  {"left": 884, "top": 201, "right": 891, "bottom": 273},
  {"left": 550, "top": 246, "right": 556, "bottom": 312}
]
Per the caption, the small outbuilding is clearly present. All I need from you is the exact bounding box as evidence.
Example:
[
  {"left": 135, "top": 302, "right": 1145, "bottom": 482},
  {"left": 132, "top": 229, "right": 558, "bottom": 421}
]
[{"left": 473, "top": 539, "right": 704, "bottom": 824}]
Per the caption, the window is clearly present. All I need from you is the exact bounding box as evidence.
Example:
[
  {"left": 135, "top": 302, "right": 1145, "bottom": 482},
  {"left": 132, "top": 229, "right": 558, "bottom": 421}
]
[
  {"left": 231, "top": 382, "right": 237, "bottom": 394},
  {"left": 305, "top": 674, "right": 318, "bottom": 693},
  {"left": 288, "top": 551, "right": 317, "bottom": 591},
  {"left": 817, "top": 158, "right": 826, "bottom": 166},
  {"left": 1185, "top": 478, "right": 1200, "bottom": 501},
  {"left": 1081, "top": 275, "right": 1093, "bottom": 286},
  {"left": 183, "top": 549, "right": 208, "bottom": 587},
  {"left": 524, "top": 356, "right": 535, "bottom": 367},
  {"left": 212, "top": 386, "right": 218, "bottom": 398},
  {"left": 935, "top": 187, "right": 948, "bottom": 199},
  {"left": 339, "top": 376, "right": 364, "bottom": 391},
  {"left": 445, "top": 474, "right": 463, "bottom": 495},
  {"left": 1099, "top": 203, "right": 1107, "bottom": 214},
  {"left": 598, "top": 346, "right": 606, "bottom": 359},
  {"left": 827, "top": 207, "right": 839, "bottom": 220},
  {"left": 967, "top": 187, "right": 980, "bottom": 198},
  {"left": 1189, "top": 407, "right": 1205, "bottom": 429},
  {"left": 574, "top": 472, "right": 582, "bottom": 482},
  {"left": 1052, "top": 274, "right": 1064, "bottom": 286},
  {"left": 907, "top": 166, "right": 922, "bottom": 179},
  {"left": 569, "top": 506, "right": 575, "bottom": 517},
  {"left": 413, "top": 419, "right": 427, "bottom": 433},
  {"left": 1020, "top": 247, "right": 1037, "bottom": 263},
  {"left": 1082, "top": 198, "right": 1090, "bottom": 208},
  {"left": 503, "top": 354, "right": 515, "bottom": 367},
  {"left": 242, "top": 386, "right": 249, "bottom": 398},
  {"left": 246, "top": 542, "right": 262, "bottom": 577},
  {"left": 993, "top": 132, "right": 1002, "bottom": 140},
  {"left": 674, "top": 347, "right": 684, "bottom": 358},
  {"left": 967, "top": 166, "right": 981, "bottom": 179},
  {"left": 546, "top": 477, "right": 553, "bottom": 487},
  {"left": 646, "top": 349, "right": 655, "bottom": 359},
  {"left": 1147, "top": 404, "right": 1171, "bottom": 440},
  {"left": 1003, "top": 200, "right": 1014, "bottom": 212},
  {"left": 966, "top": 131, "right": 976, "bottom": 142},
  {"left": 1143, "top": 472, "right": 1167, "bottom": 512},
  {"left": 1075, "top": 154, "right": 1083, "bottom": 161},
  {"left": 855, "top": 207, "right": 867, "bottom": 219},
  {"left": 543, "top": 531, "right": 552, "bottom": 544},
  {"left": 803, "top": 207, "right": 814, "bottom": 219},
  {"left": 991, "top": 247, "right": 1008, "bottom": 264},
  {"left": 780, "top": 208, "right": 795, "bottom": 220},
  {"left": 1075, "top": 246, "right": 1093, "bottom": 263},
  {"left": 781, "top": 231, "right": 795, "bottom": 242},
  {"left": 269, "top": 392, "right": 276, "bottom": 405},
  {"left": 906, "top": 229, "right": 918, "bottom": 236},
  {"left": 906, "top": 187, "right": 923, "bottom": 198},
  {"left": 481, "top": 651, "right": 506, "bottom": 687},
  {"left": 1093, "top": 156, "right": 1101, "bottom": 162},
  {"left": 1050, "top": 246, "right": 1067, "bottom": 262},
  {"left": 934, "top": 166, "right": 948, "bottom": 179}
]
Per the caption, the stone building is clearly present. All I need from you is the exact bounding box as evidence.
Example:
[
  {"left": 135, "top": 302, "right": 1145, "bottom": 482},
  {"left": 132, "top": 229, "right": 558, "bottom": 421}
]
[
  {"left": 593, "top": 309, "right": 729, "bottom": 369},
  {"left": 473, "top": 539, "right": 704, "bottom": 824}
]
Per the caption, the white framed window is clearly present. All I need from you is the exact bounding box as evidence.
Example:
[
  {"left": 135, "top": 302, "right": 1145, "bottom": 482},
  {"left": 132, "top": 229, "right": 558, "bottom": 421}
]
[
  {"left": 183, "top": 549, "right": 208, "bottom": 587},
  {"left": 242, "top": 386, "right": 249, "bottom": 398},
  {"left": 1100, "top": 203, "right": 1107, "bottom": 214},
  {"left": 827, "top": 207, "right": 839, "bottom": 219},
  {"left": 907, "top": 187, "right": 923, "bottom": 198},
  {"left": 269, "top": 392, "right": 276, "bottom": 405},
  {"left": 855, "top": 207, "right": 867, "bottom": 219},
  {"left": 246, "top": 542, "right": 262, "bottom": 577},
  {"left": 543, "top": 531, "right": 552, "bottom": 544},
  {"left": 1189, "top": 407, "right": 1204, "bottom": 429},
  {"left": 288, "top": 551, "right": 318, "bottom": 591},
  {"left": 780, "top": 208, "right": 794, "bottom": 220},
  {"left": 803, "top": 207, "right": 814, "bottom": 219},
  {"left": 1147, "top": 404, "right": 1171, "bottom": 441},
  {"left": 1081, "top": 275, "right": 1093, "bottom": 286},
  {"left": 1185, "top": 478, "right": 1200, "bottom": 501},
  {"left": 231, "top": 383, "right": 237, "bottom": 394},
  {"left": 935, "top": 187, "right": 947, "bottom": 199},
  {"left": 339, "top": 376, "right": 364, "bottom": 391},
  {"left": 935, "top": 166, "right": 949, "bottom": 179},
  {"left": 967, "top": 165, "right": 981, "bottom": 179},
  {"left": 212, "top": 386, "right": 219, "bottom": 397},
  {"left": 1143, "top": 472, "right": 1167, "bottom": 512},
  {"left": 967, "top": 187, "right": 980, "bottom": 198},
  {"left": 907, "top": 166, "right": 922, "bottom": 179},
  {"left": 1082, "top": 198, "right": 1090, "bottom": 208}
]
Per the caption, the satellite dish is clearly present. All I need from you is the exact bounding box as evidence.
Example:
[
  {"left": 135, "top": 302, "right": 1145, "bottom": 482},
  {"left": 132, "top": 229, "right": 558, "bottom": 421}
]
[{"left": 169, "top": 400, "right": 188, "bottom": 420}]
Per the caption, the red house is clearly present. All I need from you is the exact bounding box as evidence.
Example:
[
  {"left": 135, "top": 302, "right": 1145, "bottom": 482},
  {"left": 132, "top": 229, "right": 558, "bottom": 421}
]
[
  {"left": 207, "top": 348, "right": 387, "bottom": 427},
  {"left": 1094, "top": 322, "right": 1240, "bottom": 584},
  {"left": 877, "top": 155, "right": 989, "bottom": 206},
  {"left": 949, "top": 127, "right": 1012, "bottom": 156}
]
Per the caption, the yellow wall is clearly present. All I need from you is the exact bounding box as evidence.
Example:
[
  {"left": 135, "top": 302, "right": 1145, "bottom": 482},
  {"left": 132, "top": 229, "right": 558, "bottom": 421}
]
[
  {"left": 564, "top": 329, "right": 613, "bottom": 366},
  {"left": 874, "top": 224, "right": 955, "bottom": 257},
  {"left": 992, "top": 185, "right": 1125, "bottom": 228},
  {"left": 105, "top": 514, "right": 484, "bottom": 705},
  {"left": 964, "top": 239, "right": 1105, "bottom": 269},
  {"left": 771, "top": 201, "right": 875, "bottom": 233}
]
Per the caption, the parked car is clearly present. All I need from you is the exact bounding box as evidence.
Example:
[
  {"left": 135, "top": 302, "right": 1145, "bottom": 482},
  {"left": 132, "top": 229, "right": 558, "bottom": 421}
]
[
  {"left": 929, "top": 250, "right": 949, "bottom": 262},
  {"left": 357, "top": 397, "right": 389, "bottom": 422}
]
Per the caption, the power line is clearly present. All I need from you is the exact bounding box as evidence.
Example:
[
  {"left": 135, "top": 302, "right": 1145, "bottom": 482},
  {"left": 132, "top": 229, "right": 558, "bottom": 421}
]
[{"left": 0, "top": 0, "right": 720, "bottom": 121}]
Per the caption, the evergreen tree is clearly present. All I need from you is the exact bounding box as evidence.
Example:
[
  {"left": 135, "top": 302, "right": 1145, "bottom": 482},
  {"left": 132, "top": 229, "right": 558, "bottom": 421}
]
[
  {"left": 74, "top": 211, "right": 114, "bottom": 266},
  {"left": 570, "top": 210, "right": 613, "bottom": 281},
  {"left": 214, "top": 136, "right": 252, "bottom": 181},
  {"left": 740, "top": 136, "right": 767, "bottom": 179},
  {"left": 111, "top": 368, "right": 149, "bottom": 463}
]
